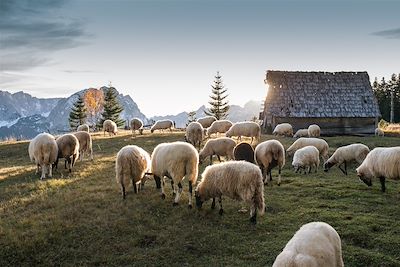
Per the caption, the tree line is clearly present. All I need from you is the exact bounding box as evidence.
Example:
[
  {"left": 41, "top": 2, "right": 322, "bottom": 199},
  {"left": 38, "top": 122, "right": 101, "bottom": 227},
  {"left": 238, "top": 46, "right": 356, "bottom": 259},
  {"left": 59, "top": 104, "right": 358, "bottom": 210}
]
[{"left": 372, "top": 73, "right": 400, "bottom": 123}]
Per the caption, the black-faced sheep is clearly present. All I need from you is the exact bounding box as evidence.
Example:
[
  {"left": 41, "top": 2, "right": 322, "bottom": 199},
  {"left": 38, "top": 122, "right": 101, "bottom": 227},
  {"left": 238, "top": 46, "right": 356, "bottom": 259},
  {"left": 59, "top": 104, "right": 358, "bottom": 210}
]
[
  {"left": 356, "top": 146, "right": 400, "bottom": 192},
  {"left": 150, "top": 119, "right": 174, "bottom": 133},
  {"left": 308, "top": 124, "right": 321, "bottom": 137},
  {"left": 73, "top": 131, "right": 93, "bottom": 161},
  {"left": 287, "top": 137, "right": 329, "bottom": 161},
  {"left": 54, "top": 133, "right": 80, "bottom": 173},
  {"left": 151, "top": 141, "right": 199, "bottom": 207},
  {"left": 375, "top": 128, "right": 384, "bottom": 137},
  {"left": 273, "top": 123, "right": 293, "bottom": 137},
  {"left": 116, "top": 145, "right": 151, "bottom": 199},
  {"left": 77, "top": 124, "right": 89, "bottom": 132},
  {"left": 273, "top": 222, "right": 344, "bottom": 267},
  {"left": 293, "top": 129, "right": 309, "bottom": 138},
  {"left": 206, "top": 120, "right": 233, "bottom": 137},
  {"left": 225, "top": 121, "right": 261, "bottom": 144},
  {"left": 185, "top": 121, "right": 204, "bottom": 150},
  {"left": 198, "top": 137, "right": 236, "bottom": 165},
  {"left": 195, "top": 161, "right": 265, "bottom": 224},
  {"left": 196, "top": 116, "right": 216, "bottom": 128},
  {"left": 28, "top": 133, "right": 58, "bottom": 180},
  {"left": 103, "top": 119, "right": 118, "bottom": 136},
  {"left": 324, "top": 143, "right": 369, "bottom": 175},
  {"left": 233, "top": 142, "right": 255, "bottom": 163},
  {"left": 130, "top": 118, "right": 144, "bottom": 135},
  {"left": 292, "top": 145, "right": 320, "bottom": 174},
  {"left": 255, "top": 140, "right": 285, "bottom": 185}
]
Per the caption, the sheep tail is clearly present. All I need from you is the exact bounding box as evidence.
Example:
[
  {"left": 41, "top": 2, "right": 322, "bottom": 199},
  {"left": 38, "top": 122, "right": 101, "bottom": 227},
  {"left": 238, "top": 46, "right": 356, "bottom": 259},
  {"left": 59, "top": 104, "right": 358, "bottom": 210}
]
[{"left": 254, "top": 180, "right": 265, "bottom": 216}]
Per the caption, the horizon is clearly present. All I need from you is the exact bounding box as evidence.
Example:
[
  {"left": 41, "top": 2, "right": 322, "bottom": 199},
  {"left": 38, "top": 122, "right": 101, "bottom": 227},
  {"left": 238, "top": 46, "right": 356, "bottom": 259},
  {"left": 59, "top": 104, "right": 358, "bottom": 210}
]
[{"left": 1, "top": 0, "right": 399, "bottom": 117}]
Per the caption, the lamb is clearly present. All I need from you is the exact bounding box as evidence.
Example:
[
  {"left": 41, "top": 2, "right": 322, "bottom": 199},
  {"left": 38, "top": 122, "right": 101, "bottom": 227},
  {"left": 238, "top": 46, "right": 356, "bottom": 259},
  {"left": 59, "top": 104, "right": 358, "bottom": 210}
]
[
  {"left": 356, "top": 146, "right": 400, "bottom": 192},
  {"left": 225, "top": 121, "right": 261, "bottom": 144},
  {"left": 77, "top": 124, "right": 89, "bottom": 132},
  {"left": 185, "top": 121, "right": 204, "bottom": 150},
  {"left": 292, "top": 146, "right": 320, "bottom": 174},
  {"left": 130, "top": 118, "right": 144, "bottom": 135},
  {"left": 375, "top": 127, "right": 384, "bottom": 137},
  {"left": 287, "top": 137, "right": 329, "bottom": 161},
  {"left": 273, "top": 123, "right": 293, "bottom": 137},
  {"left": 308, "top": 124, "right": 321, "bottom": 137},
  {"left": 293, "top": 129, "right": 309, "bottom": 138},
  {"left": 115, "top": 145, "right": 151, "bottom": 199},
  {"left": 103, "top": 119, "right": 118, "bottom": 136},
  {"left": 273, "top": 222, "right": 344, "bottom": 267},
  {"left": 72, "top": 131, "right": 93, "bottom": 161},
  {"left": 151, "top": 141, "right": 199, "bottom": 207},
  {"left": 54, "top": 133, "right": 80, "bottom": 173},
  {"left": 206, "top": 120, "right": 233, "bottom": 137},
  {"left": 150, "top": 119, "right": 174, "bottom": 133},
  {"left": 324, "top": 143, "right": 370, "bottom": 175},
  {"left": 198, "top": 137, "right": 236, "bottom": 165},
  {"left": 28, "top": 133, "right": 58, "bottom": 180},
  {"left": 233, "top": 142, "right": 255, "bottom": 163},
  {"left": 195, "top": 161, "right": 265, "bottom": 224},
  {"left": 255, "top": 140, "right": 285, "bottom": 185},
  {"left": 197, "top": 116, "right": 216, "bottom": 128}
]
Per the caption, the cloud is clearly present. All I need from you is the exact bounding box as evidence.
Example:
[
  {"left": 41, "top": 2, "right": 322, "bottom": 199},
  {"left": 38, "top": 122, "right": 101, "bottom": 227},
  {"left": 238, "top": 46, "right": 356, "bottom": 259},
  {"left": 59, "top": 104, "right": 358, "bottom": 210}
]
[
  {"left": 63, "top": 70, "right": 100, "bottom": 74},
  {"left": 371, "top": 27, "right": 400, "bottom": 39}
]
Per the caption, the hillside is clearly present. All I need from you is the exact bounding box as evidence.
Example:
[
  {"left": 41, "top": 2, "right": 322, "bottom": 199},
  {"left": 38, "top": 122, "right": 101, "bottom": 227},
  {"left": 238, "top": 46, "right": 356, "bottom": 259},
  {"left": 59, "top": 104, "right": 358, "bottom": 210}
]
[{"left": 1, "top": 132, "right": 399, "bottom": 266}]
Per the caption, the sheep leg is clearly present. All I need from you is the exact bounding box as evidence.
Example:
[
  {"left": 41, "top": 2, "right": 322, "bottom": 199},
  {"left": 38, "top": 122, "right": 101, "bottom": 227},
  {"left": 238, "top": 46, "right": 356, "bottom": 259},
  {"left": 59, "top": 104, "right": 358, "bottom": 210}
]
[
  {"left": 188, "top": 181, "right": 193, "bottom": 209},
  {"left": 211, "top": 198, "right": 216, "bottom": 209},
  {"left": 344, "top": 161, "right": 347, "bottom": 175},
  {"left": 218, "top": 197, "right": 224, "bottom": 215},
  {"left": 173, "top": 182, "right": 183, "bottom": 206},
  {"left": 121, "top": 184, "right": 126, "bottom": 199},
  {"left": 40, "top": 164, "right": 46, "bottom": 180},
  {"left": 379, "top": 177, "right": 386, "bottom": 192},
  {"left": 64, "top": 159, "right": 67, "bottom": 169},
  {"left": 133, "top": 181, "right": 138, "bottom": 194},
  {"left": 217, "top": 155, "right": 221, "bottom": 162},
  {"left": 269, "top": 168, "right": 273, "bottom": 182},
  {"left": 209, "top": 155, "right": 213, "bottom": 165},
  {"left": 278, "top": 167, "right": 281, "bottom": 186},
  {"left": 35, "top": 164, "right": 40, "bottom": 174},
  {"left": 250, "top": 202, "right": 257, "bottom": 225},
  {"left": 338, "top": 163, "right": 347, "bottom": 175},
  {"left": 48, "top": 164, "right": 53, "bottom": 178},
  {"left": 171, "top": 180, "right": 176, "bottom": 196}
]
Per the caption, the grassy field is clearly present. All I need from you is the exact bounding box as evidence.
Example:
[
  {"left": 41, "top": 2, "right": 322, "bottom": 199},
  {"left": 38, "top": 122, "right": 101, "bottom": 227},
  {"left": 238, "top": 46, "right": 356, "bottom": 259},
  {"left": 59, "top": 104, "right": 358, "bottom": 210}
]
[{"left": 1, "top": 131, "right": 399, "bottom": 266}]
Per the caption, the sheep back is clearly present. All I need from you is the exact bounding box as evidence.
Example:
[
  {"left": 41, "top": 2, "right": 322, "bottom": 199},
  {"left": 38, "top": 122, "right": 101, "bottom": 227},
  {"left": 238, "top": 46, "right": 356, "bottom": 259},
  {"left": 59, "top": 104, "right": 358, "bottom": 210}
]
[
  {"left": 185, "top": 122, "right": 204, "bottom": 148},
  {"left": 294, "top": 129, "right": 309, "bottom": 138},
  {"left": 255, "top": 140, "right": 285, "bottom": 171},
  {"left": 130, "top": 118, "right": 143, "bottom": 131},
  {"left": 207, "top": 120, "right": 233, "bottom": 136},
  {"left": 375, "top": 128, "right": 384, "bottom": 137},
  {"left": 199, "top": 137, "right": 236, "bottom": 162},
  {"left": 73, "top": 131, "right": 93, "bottom": 160},
  {"left": 197, "top": 116, "right": 216, "bottom": 128},
  {"left": 151, "top": 119, "right": 174, "bottom": 133},
  {"left": 77, "top": 124, "right": 89, "bottom": 132},
  {"left": 273, "top": 123, "right": 293, "bottom": 137},
  {"left": 233, "top": 142, "right": 255, "bottom": 163},
  {"left": 292, "top": 145, "right": 320, "bottom": 170},
  {"left": 308, "top": 124, "right": 321, "bottom": 137},
  {"left": 103, "top": 120, "right": 118, "bottom": 135},
  {"left": 287, "top": 137, "right": 329, "bottom": 159},
  {"left": 225, "top": 121, "right": 261, "bottom": 141},
  {"left": 28, "top": 133, "right": 58, "bottom": 167}
]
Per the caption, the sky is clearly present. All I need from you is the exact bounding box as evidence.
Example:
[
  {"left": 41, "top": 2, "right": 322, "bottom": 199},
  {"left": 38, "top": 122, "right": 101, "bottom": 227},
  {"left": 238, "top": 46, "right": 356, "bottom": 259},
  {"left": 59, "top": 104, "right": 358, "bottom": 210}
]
[{"left": 0, "top": 0, "right": 399, "bottom": 117}]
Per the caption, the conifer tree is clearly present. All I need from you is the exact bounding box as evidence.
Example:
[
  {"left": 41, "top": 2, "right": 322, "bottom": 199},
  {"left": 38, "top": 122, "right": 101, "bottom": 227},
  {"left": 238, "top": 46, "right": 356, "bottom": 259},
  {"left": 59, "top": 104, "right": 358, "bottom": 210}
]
[
  {"left": 204, "top": 71, "right": 229, "bottom": 120},
  {"left": 97, "top": 86, "right": 125, "bottom": 128},
  {"left": 68, "top": 94, "right": 87, "bottom": 130},
  {"left": 186, "top": 111, "right": 197, "bottom": 126}
]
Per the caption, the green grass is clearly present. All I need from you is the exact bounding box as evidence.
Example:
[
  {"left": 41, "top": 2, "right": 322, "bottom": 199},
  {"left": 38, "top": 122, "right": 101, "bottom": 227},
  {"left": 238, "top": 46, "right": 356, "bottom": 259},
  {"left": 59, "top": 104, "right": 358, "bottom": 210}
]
[{"left": 1, "top": 132, "right": 399, "bottom": 266}]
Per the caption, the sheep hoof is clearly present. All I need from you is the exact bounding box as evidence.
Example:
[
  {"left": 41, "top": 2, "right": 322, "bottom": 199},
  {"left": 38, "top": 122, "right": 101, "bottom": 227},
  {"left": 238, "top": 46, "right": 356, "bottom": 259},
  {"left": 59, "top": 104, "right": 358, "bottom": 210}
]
[
  {"left": 173, "top": 202, "right": 179, "bottom": 206},
  {"left": 277, "top": 183, "right": 280, "bottom": 186},
  {"left": 188, "top": 204, "right": 192, "bottom": 209},
  {"left": 219, "top": 209, "right": 224, "bottom": 215},
  {"left": 161, "top": 193, "right": 166, "bottom": 200}
]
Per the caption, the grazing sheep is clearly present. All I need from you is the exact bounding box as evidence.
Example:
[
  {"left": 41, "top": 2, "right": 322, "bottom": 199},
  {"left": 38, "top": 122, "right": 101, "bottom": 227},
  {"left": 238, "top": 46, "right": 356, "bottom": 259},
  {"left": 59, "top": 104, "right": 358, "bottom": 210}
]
[
  {"left": 293, "top": 129, "right": 309, "bottom": 138},
  {"left": 287, "top": 137, "right": 329, "bottom": 161},
  {"left": 103, "top": 119, "right": 118, "bottom": 136},
  {"left": 308, "top": 124, "right": 321, "bottom": 137},
  {"left": 273, "top": 123, "right": 293, "bottom": 137},
  {"left": 151, "top": 141, "right": 199, "bottom": 207},
  {"left": 28, "top": 133, "right": 58, "bottom": 180},
  {"left": 185, "top": 121, "right": 204, "bottom": 150},
  {"left": 273, "top": 222, "right": 344, "bottom": 267},
  {"left": 197, "top": 116, "right": 217, "bottom": 128},
  {"left": 255, "top": 140, "right": 285, "bottom": 185},
  {"left": 55, "top": 134, "right": 80, "bottom": 173},
  {"left": 292, "top": 146, "right": 320, "bottom": 174},
  {"left": 130, "top": 118, "right": 144, "bottom": 135},
  {"left": 72, "top": 131, "right": 93, "bottom": 161},
  {"left": 115, "top": 145, "right": 151, "bottom": 199},
  {"left": 195, "top": 161, "right": 265, "bottom": 224},
  {"left": 375, "top": 127, "right": 384, "bottom": 137},
  {"left": 77, "top": 124, "right": 89, "bottom": 132},
  {"left": 233, "top": 142, "right": 255, "bottom": 163},
  {"left": 150, "top": 119, "right": 174, "bottom": 133},
  {"left": 356, "top": 147, "right": 400, "bottom": 192},
  {"left": 324, "top": 143, "right": 370, "bottom": 175},
  {"left": 225, "top": 121, "right": 261, "bottom": 144},
  {"left": 199, "top": 137, "right": 236, "bottom": 165},
  {"left": 206, "top": 120, "right": 233, "bottom": 137}
]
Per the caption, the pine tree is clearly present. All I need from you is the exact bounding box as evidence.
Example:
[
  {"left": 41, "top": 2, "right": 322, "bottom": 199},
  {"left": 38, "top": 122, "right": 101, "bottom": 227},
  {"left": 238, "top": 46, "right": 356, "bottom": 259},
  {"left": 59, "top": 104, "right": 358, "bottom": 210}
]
[
  {"left": 97, "top": 86, "right": 125, "bottom": 128},
  {"left": 373, "top": 74, "right": 400, "bottom": 123},
  {"left": 204, "top": 71, "right": 229, "bottom": 120},
  {"left": 68, "top": 94, "right": 87, "bottom": 130},
  {"left": 186, "top": 111, "right": 197, "bottom": 127}
]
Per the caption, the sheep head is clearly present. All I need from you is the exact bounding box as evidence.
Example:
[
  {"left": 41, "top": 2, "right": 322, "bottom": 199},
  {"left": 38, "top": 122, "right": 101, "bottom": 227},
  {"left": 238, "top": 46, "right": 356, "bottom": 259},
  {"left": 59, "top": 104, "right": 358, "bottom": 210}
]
[
  {"left": 323, "top": 161, "right": 335, "bottom": 172},
  {"left": 195, "top": 190, "right": 203, "bottom": 209},
  {"left": 356, "top": 167, "right": 372, "bottom": 186}
]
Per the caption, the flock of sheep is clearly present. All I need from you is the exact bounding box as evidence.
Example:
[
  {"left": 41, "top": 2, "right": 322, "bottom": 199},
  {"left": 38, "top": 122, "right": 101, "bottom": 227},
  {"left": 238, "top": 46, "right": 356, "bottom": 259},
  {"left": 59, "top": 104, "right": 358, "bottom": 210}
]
[{"left": 27, "top": 116, "right": 399, "bottom": 266}]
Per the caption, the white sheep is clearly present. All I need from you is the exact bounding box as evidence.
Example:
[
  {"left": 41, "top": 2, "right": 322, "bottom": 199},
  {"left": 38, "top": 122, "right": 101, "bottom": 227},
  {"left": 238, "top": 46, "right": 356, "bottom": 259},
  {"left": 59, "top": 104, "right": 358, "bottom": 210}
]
[
  {"left": 150, "top": 119, "right": 174, "bottom": 133},
  {"left": 195, "top": 161, "right": 265, "bottom": 224},
  {"left": 206, "top": 120, "right": 233, "bottom": 137},
  {"left": 185, "top": 121, "right": 204, "bottom": 150},
  {"left": 77, "top": 124, "right": 89, "bottom": 132},
  {"left": 115, "top": 145, "right": 151, "bottom": 199},
  {"left": 273, "top": 222, "right": 344, "bottom": 267},
  {"left": 292, "top": 145, "right": 320, "bottom": 174},
  {"left": 151, "top": 141, "right": 199, "bottom": 207},
  {"left": 73, "top": 131, "right": 93, "bottom": 161},
  {"left": 255, "top": 140, "right": 285, "bottom": 185},
  {"left": 28, "top": 133, "right": 58, "bottom": 180},
  {"left": 308, "top": 124, "right": 321, "bottom": 137},
  {"left": 287, "top": 137, "right": 329, "bottom": 161},
  {"left": 356, "top": 146, "right": 400, "bottom": 192},
  {"left": 55, "top": 133, "right": 80, "bottom": 173},
  {"left": 324, "top": 143, "right": 370, "bottom": 175},
  {"left": 375, "top": 128, "right": 384, "bottom": 137},
  {"left": 225, "top": 121, "right": 261, "bottom": 144},
  {"left": 103, "top": 119, "right": 118, "bottom": 136},
  {"left": 293, "top": 129, "right": 309, "bottom": 138},
  {"left": 198, "top": 137, "right": 236, "bottom": 165},
  {"left": 273, "top": 123, "right": 293, "bottom": 137},
  {"left": 197, "top": 116, "right": 217, "bottom": 128},
  {"left": 130, "top": 118, "right": 144, "bottom": 135}
]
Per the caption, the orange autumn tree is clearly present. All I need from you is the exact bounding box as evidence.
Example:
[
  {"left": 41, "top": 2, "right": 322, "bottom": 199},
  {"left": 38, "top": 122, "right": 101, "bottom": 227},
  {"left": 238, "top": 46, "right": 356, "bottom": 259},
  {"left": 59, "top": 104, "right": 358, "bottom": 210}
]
[{"left": 84, "top": 88, "right": 104, "bottom": 129}]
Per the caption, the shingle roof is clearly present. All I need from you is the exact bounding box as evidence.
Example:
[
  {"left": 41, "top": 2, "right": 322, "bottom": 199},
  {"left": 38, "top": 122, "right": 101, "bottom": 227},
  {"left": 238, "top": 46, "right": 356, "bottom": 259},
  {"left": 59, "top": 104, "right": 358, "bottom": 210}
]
[{"left": 263, "top": 71, "right": 381, "bottom": 118}]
